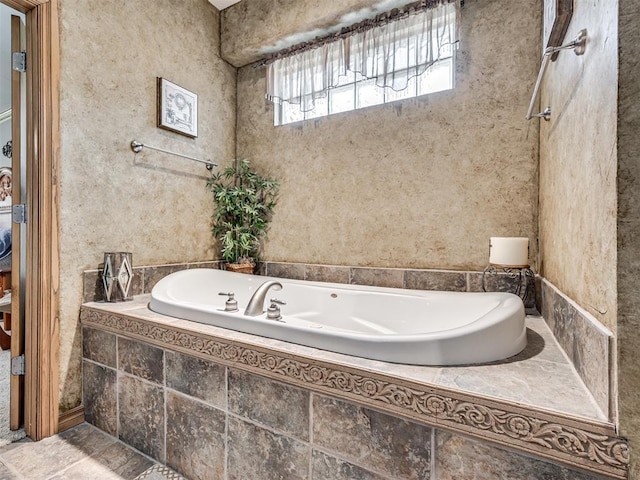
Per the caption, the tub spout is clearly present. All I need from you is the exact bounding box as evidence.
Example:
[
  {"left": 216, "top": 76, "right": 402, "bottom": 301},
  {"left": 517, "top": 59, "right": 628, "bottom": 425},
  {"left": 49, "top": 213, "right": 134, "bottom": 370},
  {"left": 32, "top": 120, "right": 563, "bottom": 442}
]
[{"left": 244, "top": 281, "right": 283, "bottom": 316}]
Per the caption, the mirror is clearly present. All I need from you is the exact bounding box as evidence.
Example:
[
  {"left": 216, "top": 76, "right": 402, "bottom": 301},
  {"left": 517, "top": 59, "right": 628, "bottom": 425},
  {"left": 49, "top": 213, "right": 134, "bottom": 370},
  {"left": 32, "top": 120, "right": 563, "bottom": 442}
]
[
  {"left": 0, "top": 167, "right": 11, "bottom": 267},
  {"left": 0, "top": 109, "right": 10, "bottom": 164}
]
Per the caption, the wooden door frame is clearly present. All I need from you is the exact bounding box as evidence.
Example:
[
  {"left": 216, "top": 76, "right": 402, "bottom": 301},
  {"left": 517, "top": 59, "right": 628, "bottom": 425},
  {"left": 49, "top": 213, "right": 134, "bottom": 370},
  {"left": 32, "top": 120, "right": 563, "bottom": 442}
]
[
  {"left": 2, "top": 0, "right": 60, "bottom": 440},
  {"left": 10, "top": 12, "right": 24, "bottom": 431}
]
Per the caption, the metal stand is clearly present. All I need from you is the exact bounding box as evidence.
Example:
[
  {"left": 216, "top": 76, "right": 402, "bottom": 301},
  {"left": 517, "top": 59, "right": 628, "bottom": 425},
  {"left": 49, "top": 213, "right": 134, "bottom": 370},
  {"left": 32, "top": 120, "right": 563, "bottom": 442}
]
[{"left": 482, "top": 264, "right": 535, "bottom": 305}]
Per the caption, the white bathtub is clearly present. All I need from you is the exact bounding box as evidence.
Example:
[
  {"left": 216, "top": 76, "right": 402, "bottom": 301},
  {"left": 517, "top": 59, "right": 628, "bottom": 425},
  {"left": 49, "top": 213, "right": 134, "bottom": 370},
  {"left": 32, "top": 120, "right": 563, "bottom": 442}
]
[{"left": 149, "top": 268, "right": 527, "bottom": 366}]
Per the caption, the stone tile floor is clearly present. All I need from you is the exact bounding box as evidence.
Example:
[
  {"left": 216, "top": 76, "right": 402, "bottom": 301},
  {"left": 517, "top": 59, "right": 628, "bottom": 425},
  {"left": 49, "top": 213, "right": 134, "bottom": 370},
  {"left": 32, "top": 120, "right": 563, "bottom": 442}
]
[{"left": 0, "top": 423, "right": 183, "bottom": 480}]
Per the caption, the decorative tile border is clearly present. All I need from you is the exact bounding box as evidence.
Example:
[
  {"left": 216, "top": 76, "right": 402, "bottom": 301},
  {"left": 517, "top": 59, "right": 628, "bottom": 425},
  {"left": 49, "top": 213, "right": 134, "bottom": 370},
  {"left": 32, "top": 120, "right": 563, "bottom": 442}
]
[{"left": 81, "top": 307, "right": 628, "bottom": 479}]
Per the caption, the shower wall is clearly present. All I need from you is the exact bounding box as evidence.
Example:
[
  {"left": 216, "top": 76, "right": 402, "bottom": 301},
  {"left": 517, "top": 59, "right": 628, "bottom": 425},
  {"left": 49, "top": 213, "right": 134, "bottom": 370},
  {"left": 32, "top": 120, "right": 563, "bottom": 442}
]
[{"left": 233, "top": 0, "right": 541, "bottom": 271}]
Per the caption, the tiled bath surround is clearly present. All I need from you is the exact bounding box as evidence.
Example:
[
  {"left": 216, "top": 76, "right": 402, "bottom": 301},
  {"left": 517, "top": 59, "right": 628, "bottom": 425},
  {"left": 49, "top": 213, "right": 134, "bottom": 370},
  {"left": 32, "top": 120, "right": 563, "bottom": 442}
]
[
  {"left": 82, "top": 261, "right": 223, "bottom": 303},
  {"left": 83, "top": 261, "right": 613, "bottom": 422},
  {"left": 82, "top": 261, "right": 533, "bottom": 304},
  {"left": 540, "top": 279, "right": 614, "bottom": 420},
  {"left": 80, "top": 299, "right": 628, "bottom": 479},
  {"left": 82, "top": 326, "right": 611, "bottom": 480}
]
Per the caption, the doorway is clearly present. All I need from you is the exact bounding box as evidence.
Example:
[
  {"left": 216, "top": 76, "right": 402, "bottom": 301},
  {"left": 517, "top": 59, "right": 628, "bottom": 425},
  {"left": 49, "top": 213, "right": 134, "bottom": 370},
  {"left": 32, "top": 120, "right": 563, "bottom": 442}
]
[
  {"left": 0, "top": 3, "right": 25, "bottom": 444},
  {"left": 0, "top": 0, "right": 60, "bottom": 442}
]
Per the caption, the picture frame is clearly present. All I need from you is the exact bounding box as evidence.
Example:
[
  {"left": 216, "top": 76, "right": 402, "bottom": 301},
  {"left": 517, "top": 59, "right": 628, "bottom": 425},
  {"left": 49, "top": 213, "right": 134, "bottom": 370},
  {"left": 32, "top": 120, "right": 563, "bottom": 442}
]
[
  {"left": 544, "top": 0, "right": 573, "bottom": 61},
  {"left": 157, "top": 77, "right": 198, "bottom": 138}
]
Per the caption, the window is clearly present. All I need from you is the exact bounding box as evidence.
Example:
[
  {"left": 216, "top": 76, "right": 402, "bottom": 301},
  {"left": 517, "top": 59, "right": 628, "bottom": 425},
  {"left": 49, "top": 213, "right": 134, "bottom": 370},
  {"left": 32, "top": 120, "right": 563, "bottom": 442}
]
[
  {"left": 266, "top": 1, "right": 459, "bottom": 126},
  {"left": 275, "top": 50, "right": 455, "bottom": 125}
]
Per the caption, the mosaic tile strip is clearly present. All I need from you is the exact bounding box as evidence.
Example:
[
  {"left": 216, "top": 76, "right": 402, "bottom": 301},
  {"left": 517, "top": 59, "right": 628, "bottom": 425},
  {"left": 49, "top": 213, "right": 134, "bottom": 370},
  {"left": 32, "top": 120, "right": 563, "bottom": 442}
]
[
  {"left": 134, "top": 465, "right": 186, "bottom": 480},
  {"left": 81, "top": 307, "right": 628, "bottom": 479}
]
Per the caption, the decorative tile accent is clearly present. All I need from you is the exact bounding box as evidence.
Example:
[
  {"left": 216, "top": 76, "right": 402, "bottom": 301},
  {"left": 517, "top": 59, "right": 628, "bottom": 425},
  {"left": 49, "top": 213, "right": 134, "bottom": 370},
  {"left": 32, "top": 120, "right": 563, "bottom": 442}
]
[
  {"left": 434, "top": 430, "right": 605, "bottom": 480},
  {"left": 81, "top": 307, "right": 629, "bottom": 480},
  {"left": 227, "top": 416, "right": 309, "bottom": 480},
  {"left": 118, "top": 375, "right": 165, "bottom": 462},
  {"left": 350, "top": 267, "right": 403, "bottom": 288},
  {"left": 313, "top": 395, "right": 431, "bottom": 479},
  {"left": 118, "top": 338, "right": 164, "bottom": 384},
  {"left": 165, "top": 351, "right": 226, "bottom": 407},
  {"left": 165, "top": 391, "right": 225, "bottom": 480},
  {"left": 229, "top": 369, "right": 310, "bottom": 440},
  {"left": 82, "top": 360, "right": 117, "bottom": 436},
  {"left": 82, "top": 327, "right": 116, "bottom": 368}
]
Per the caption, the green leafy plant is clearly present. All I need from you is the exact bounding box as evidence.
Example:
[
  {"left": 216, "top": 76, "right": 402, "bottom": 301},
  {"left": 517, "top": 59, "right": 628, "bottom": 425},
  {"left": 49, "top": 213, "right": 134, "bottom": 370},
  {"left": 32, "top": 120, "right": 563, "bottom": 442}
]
[{"left": 207, "top": 159, "right": 279, "bottom": 265}]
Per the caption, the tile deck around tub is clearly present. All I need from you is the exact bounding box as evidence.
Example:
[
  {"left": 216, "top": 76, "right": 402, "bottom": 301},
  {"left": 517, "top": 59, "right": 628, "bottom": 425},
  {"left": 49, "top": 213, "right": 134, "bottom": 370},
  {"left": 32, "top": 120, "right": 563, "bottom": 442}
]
[
  {"left": 82, "top": 295, "right": 605, "bottom": 422},
  {"left": 81, "top": 296, "right": 629, "bottom": 479}
]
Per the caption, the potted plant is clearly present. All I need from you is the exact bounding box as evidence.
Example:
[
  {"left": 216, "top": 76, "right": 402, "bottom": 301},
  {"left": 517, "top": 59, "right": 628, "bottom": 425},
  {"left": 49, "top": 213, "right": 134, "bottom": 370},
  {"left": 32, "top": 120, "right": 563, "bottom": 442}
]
[{"left": 207, "top": 158, "right": 279, "bottom": 273}]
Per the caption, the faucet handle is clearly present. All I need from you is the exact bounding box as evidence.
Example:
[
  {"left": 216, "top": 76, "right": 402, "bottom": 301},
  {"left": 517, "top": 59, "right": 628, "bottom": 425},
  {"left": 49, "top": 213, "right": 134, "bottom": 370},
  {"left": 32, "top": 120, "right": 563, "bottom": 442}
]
[
  {"left": 267, "top": 298, "right": 286, "bottom": 321},
  {"left": 218, "top": 292, "right": 239, "bottom": 312}
]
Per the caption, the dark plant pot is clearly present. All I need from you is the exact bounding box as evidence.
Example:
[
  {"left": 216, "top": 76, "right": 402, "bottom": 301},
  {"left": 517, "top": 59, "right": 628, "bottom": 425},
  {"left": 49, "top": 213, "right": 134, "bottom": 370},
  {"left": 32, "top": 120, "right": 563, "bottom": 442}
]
[{"left": 225, "top": 263, "right": 255, "bottom": 274}]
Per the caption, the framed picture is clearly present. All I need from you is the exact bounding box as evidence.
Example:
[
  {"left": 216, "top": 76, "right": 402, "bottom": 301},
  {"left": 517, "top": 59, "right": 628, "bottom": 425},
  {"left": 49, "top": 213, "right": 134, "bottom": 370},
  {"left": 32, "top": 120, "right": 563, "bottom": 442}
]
[
  {"left": 544, "top": 0, "right": 573, "bottom": 61},
  {"left": 157, "top": 77, "right": 198, "bottom": 138}
]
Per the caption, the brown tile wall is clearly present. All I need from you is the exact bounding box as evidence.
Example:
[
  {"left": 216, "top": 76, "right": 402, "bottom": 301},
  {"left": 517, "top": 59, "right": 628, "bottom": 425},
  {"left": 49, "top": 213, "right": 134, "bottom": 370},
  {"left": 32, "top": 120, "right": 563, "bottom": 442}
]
[
  {"left": 540, "top": 278, "right": 614, "bottom": 420},
  {"left": 83, "top": 260, "right": 536, "bottom": 308},
  {"left": 82, "top": 261, "right": 223, "bottom": 302},
  {"left": 82, "top": 329, "right": 608, "bottom": 480}
]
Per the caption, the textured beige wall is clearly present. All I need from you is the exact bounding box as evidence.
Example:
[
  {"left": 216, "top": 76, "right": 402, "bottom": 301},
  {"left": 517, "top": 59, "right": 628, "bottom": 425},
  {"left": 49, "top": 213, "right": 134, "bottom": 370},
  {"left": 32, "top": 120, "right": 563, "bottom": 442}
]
[
  {"left": 617, "top": 0, "right": 640, "bottom": 475},
  {"left": 236, "top": 0, "right": 540, "bottom": 271},
  {"left": 57, "top": 0, "right": 236, "bottom": 411},
  {"left": 222, "top": 0, "right": 421, "bottom": 67},
  {"left": 538, "top": 1, "right": 617, "bottom": 332}
]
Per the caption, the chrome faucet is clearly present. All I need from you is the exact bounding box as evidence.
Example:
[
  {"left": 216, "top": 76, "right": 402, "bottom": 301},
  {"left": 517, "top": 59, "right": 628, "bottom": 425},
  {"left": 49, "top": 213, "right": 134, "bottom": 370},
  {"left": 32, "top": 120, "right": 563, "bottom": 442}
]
[{"left": 244, "top": 281, "right": 283, "bottom": 316}]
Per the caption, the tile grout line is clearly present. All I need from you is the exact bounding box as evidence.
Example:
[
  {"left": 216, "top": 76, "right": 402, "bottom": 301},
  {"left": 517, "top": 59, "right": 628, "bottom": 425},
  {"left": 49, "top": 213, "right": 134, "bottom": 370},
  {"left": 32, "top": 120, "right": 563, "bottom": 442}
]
[
  {"left": 41, "top": 437, "right": 119, "bottom": 480},
  {"left": 431, "top": 427, "right": 437, "bottom": 479},
  {"left": 309, "top": 445, "right": 398, "bottom": 480},
  {"left": 308, "top": 392, "right": 314, "bottom": 479},
  {"left": 224, "top": 365, "right": 229, "bottom": 480},
  {"left": 0, "top": 452, "right": 27, "bottom": 480},
  {"left": 163, "top": 386, "right": 226, "bottom": 414},
  {"left": 163, "top": 347, "right": 168, "bottom": 465},
  {"left": 116, "top": 335, "right": 120, "bottom": 442}
]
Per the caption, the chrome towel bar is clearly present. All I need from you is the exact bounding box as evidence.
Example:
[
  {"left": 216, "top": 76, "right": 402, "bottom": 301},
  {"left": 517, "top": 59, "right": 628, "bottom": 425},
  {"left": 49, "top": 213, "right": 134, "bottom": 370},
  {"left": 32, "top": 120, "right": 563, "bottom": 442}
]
[
  {"left": 130, "top": 140, "right": 217, "bottom": 170},
  {"left": 526, "top": 29, "right": 587, "bottom": 121}
]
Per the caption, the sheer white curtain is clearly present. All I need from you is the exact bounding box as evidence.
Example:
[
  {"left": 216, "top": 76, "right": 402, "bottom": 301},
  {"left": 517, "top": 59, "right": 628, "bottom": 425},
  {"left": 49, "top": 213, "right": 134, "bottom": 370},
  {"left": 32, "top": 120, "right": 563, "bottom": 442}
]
[{"left": 266, "top": 1, "right": 459, "bottom": 113}]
